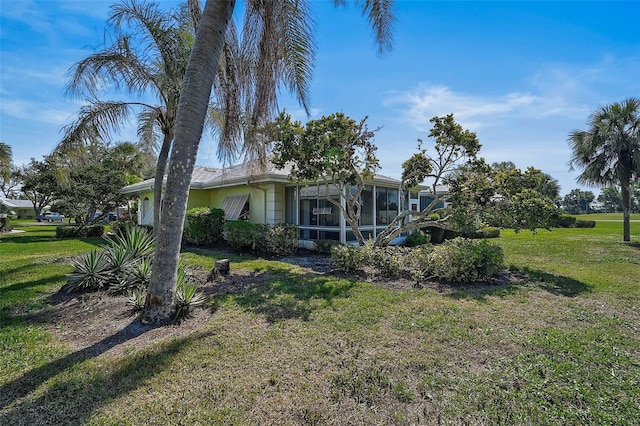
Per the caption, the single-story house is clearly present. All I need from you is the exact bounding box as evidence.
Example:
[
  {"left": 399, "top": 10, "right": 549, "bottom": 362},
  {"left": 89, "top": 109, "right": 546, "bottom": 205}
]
[
  {"left": 0, "top": 198, "right": 38, "bottom": 219},
  {"left": 120, "top": 159, "right": 447, "bottom": 247}
]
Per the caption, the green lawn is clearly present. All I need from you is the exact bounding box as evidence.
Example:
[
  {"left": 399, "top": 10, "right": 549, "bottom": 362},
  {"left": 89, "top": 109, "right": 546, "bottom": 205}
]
[
  {"left": 1, "top": 221, "right": 638, "bottom": 425},
  {"left": 574, "top": 212, "right": 640, "bottom": 221}
]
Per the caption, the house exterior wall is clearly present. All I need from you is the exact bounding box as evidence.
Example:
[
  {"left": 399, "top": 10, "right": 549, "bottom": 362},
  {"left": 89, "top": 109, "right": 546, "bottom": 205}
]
[
  {"left": 266, "top": 183, "right": 285, "bottom": 224},
  {"left": 137, "top": 191, "right": 154, "bottom": 226},
  {"left": 187, "top": 190, "right": 210, "bottom": 211},
  {"left": 15, "top": 207, "right": 35, "bottom": 219},
  {"left": 208, "top": 185, "right": 267, "bottom": 224}
]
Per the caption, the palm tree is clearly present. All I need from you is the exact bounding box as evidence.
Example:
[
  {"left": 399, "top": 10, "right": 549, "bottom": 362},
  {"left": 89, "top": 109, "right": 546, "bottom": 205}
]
[
  {"left": 58, "top": 0, "right": 195, "bottom": 233},
  {"left": 143, "top": 0, "right": 396, "bottom": 323},
  {"left": 0, "top": 142, "right": 12, "bottom": 182},
  {"left": 568, "top": 97, "right": 640, "bottom": 242}
]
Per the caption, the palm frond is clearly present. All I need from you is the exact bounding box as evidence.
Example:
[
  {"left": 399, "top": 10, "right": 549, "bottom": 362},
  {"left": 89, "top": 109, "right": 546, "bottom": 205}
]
[
  {"left": 568, "top": 97, "right": 640, "bottom": 187},
  {"left": 355, "top": 0, "right": 395, "bottom": 55},
  {"left": 57, "top": 101, "right": 133, "bottom": 157},
  {"left": 137, "top": 108, "right": 163, "bottom": 153}
]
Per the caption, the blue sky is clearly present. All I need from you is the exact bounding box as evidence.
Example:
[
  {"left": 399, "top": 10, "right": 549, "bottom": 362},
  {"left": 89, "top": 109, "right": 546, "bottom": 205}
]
[{"left": 1, "top": 1, "right": 639, "bottom": 196}]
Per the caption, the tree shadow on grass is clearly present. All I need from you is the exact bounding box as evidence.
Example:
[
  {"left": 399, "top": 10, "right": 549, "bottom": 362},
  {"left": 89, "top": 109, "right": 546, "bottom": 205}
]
[
  {"left": 628, "top": 242, "right": 640, "bottom": 251},
  {"left": 0, "top": 321, "right": 210, "bottom": 425},
  {"left": 208, "top": 266, "right": 357, "bottom": 323},
  {"left": 0, "top": 234, "right": 105, "bottom": 247},
  {"left": 445, "top": 268, "right": 591, "bottom": 301}
]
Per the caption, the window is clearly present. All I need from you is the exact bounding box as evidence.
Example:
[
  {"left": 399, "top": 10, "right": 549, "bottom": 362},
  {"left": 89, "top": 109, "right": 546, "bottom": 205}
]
[
  {"left": 360, "top": 186, "right": 374, "bottom": 225},
  {"left": 221, "top": 194, "right": 249, "bottom": 220},
  {"left": 376, "top": 187, "right": 398, "bottom": 225}
]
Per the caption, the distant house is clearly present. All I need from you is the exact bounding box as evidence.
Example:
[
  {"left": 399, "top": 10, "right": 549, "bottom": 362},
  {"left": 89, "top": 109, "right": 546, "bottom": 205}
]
[
  {"left": 0, "top": 198, "right": 38, "bottom": 219},
  {"left": 120, "top": 159, "right": 439, "bottom": 247}
]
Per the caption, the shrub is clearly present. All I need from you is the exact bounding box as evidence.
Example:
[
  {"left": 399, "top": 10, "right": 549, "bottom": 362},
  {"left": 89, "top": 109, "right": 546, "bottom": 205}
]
[
  {"left": 314, "top": 239, "right": 340, "bottom": 254},
  {"left": 224, "top": 221, "right": 262, "bottom": 252},
  {"left": 369, "top": 245, "right": 411, "bottom": 277},
  {"left": 403, "top": 231, "right": 429, "bottom": 247},
  {"left": 174, "top": 264, "right": 206, "bottom": 320},
  {"left": 427, "top": 237, "right": 503, "bottom": 283},
  {"left": 63, "top": 249, "right": 111, "bottom": 293},
  {"left": 0, "top": 216, "right": 12, "bottom": 233},
  {"left": 575, "top": 220, "right": 596, "bottom": 228},
  {"left": 183, "top": 207, "right": 225, "bottom": 246},
  {"left": 56, "top": 225, "right": 105, "bottom": 238},
  {"left": 557, "top": 214, "right": 577, "bottom": 228},
  {"left": 263, "top": 223, "right": 299, "bottom": 256},
  {"left": 224, "top": 222, "right": 298, "bottom": 256},
  {"left": 126, "top": 287, "right": 146, "bottom": 312},
  {"left": 463, "top": 226, "right": 501, "bottom": 239},
  {"left": 331, "top": 243, "right": 367, "bottom": 272},
  {"left": 63, "top": 225, "right": 155, "bottom": 293}
]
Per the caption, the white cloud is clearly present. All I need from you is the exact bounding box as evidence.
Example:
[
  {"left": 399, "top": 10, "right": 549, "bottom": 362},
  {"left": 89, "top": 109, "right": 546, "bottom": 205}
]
[
  {"left": 382, "top": 83, "right": 595, "bottom": 133},
  {"left": 0, "top": 99, "right": 74, "bottom": 126}
]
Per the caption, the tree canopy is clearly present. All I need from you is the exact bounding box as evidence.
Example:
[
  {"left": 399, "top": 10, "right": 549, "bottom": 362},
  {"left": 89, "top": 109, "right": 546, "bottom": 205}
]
[
  {"left": 568, "top": 97, "right": 640, "bottom": 241},
  {"left": 270, "top": 112, "right": 379, "bottom": 245}
]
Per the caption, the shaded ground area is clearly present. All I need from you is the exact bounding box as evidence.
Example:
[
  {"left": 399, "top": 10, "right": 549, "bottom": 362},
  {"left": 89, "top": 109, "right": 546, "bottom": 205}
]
[{"left": 34, "top": 251, "right": 529, "bottom": 358}]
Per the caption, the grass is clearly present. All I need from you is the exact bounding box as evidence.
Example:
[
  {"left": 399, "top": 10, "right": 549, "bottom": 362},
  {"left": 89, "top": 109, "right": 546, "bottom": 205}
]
[
  {"left": 1, "top": 221, "right": 639, "bottom": 425},
  {"left": 573, "top": 212, "right": 640, "bottom": 221}
]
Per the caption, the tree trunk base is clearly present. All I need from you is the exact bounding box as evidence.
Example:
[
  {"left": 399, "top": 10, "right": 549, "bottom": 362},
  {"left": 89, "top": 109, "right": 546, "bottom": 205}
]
[{"left": 207, "top": 259, "right": 230, "bottom": 282}]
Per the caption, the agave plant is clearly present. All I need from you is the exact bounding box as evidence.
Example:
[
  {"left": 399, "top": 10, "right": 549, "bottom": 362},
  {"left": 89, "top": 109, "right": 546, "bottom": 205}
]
[
  {"left": 130, "top": 258, "right": 152, "bottom": 288},
  {"left": 174, "top": 261, "right": 206, "bottom": 320},
  {"left": 105, "top": 244, "right": 136, "bottom": 286},
  {"left": 126, "top": 287, "right": 146, "bottom": 312},
  {"left": 63, "top": 249, "right": 111, "bottom": 293},
  {"left": 103, "top": 224, "right": 155, "bottom": 260}
]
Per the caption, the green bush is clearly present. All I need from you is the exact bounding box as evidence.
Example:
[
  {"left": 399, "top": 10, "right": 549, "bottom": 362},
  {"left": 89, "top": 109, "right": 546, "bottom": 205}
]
[
  {"left": 369, "top": 245, "right": 413, "bottom": 277},
  {"left": 263, "top": 223, "right": 299, "bottom": 256},
  {"left": 331, "top": 243, "right": 366, "bottom": 273},
  {"left": 557, "top": 214, "right": 577, "bottom": 228},
  {"left": 314, "top": 239, "right": 340, "bottom": 254},
  {"left": 427, "top": 237, "right": 503, "bottom": 283},
  {"left": 332, "top": 237, "right": 503, "bottom": 284},
  {"left": 224, "top": 221, "right": 261, "bottom": 252},
  {"left": 63, "top": 249, "right": 111, "bottom": 293},
  {"left": 56, "top": 225, "right": 105, "bottom": 238},
  {"left": 183, "top": 207, "right": 225, "bottom": 246},
  {"left": 224, "top": 222, "right": 298, "bottom": 256},
  {"left": 575, "top": 220, "right": 596, "bottom": 228},
  {"left": 63, "top": 225, "right": 155, "bottom": 293},
  {"left": 0, "top": 216, "right": 12, "bottom": 233},
  {"left": 463, "top": 226, "right": 501, "bottom": 239},
  {"left": 403, "top": 231, "right": 429, "bottom": 247}
]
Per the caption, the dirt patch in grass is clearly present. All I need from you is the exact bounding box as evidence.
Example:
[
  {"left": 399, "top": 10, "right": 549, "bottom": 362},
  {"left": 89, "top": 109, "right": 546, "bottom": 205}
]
[{"left": 35, "top": 252, "right": 528, "bottom": 359}]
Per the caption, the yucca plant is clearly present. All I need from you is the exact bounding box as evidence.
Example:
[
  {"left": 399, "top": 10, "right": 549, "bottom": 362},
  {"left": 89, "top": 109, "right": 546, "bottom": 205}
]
[
  {"left": 126, "top": 287, "right": 146, "bottom": 312},
  {"left": 103, "top": 224, "right": 155, "bottom": 260},
  {"left": 174, "top": 262, "right": 206, "bottom": 320},
  {"left": 105, "top": 244, "right": 136, "bottom": 289},
  {"left": 130, "top": 258, "right": 152, "bottom": 287},
  {"left": 63, "top": 249, "right": 111, "bottom": 293}
]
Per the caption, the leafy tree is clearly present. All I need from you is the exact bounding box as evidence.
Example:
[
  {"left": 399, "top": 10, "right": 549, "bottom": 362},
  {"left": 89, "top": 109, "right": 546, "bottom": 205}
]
[
  {"left": 562, "top": 189, "right": 595, "bottom": 214},
  {"left": 58, "top": 0, "right": 194, "bottom": 233},
  {"left": 270, "top": 112, "right": 380, "bottom": 246},
  {"left": 0, "top": 142, "right": 11, "bottom": 182},
  {"left": 52, "top": 142, "right": 147, "bottom": 224},
  {"left": 568, "top": 97, "right": 640, "bottom": 241},
  {"left": 144, "top": 0, "right": 396, "bottom": 323},
  {"left": 537, "top": 172, "right": 561, "bottom": 201},
  {"left": 447, "top": 162, "right": 560, "bottom": 232},
  {"left": 20, "top": 158, "right": 59, "bottom": 220},
  {"left": 598, "top": 186, "right": 623, "bottom": 213},
  {"left": 375, "top": 114, "right": 481, "bottom": 246},
  {"left": 0, "top": 166, "right": 22, "bottom": 198}
]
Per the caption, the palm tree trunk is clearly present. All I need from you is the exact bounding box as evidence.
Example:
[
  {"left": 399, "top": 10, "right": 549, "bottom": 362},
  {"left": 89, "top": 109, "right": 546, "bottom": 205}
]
[
  {"left": 142, "top": 0, "right": 235, "bottom": 323},
  {"left": 622, "top": 180, "right": 631, "bottom": 242},
  {"left": 152, "top": 133, "right": 172, "bottom": 233}
]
